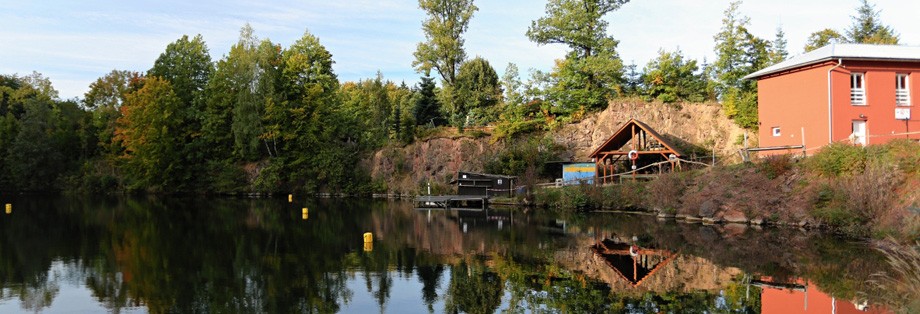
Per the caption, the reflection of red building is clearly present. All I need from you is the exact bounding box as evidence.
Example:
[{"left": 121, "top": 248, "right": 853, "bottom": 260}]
[{"left": 756, "top": 277, "right": 890, "bottom": 314}]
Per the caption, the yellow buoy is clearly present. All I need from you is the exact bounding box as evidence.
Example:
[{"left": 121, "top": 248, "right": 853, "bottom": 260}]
[
  {"left": 4, "top": 203, "right": 10, "bottom": 214},
  {"left": 363, "top": 232, "right": 373, "bottom": 243},
  {"left": 363, "top": 241, "right": 373, "bottom": 252},
  {"left": 302, "top": 207, "right": 308, "bottom": 215},
  {"left": 302, "top": 213, "right": 308, "bottom": 220},
  {"left": 288, "top": 194, "right": 293, "bottom": 202}
]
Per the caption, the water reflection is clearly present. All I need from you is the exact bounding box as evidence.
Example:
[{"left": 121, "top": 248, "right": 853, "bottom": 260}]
[
  {"left": 0, "top": 196, "right": 898, "bottom": 313},
  {"left": 756, "top": 277, "right": 889, "bottom": 314},
  {"left": 592, "top": 237, "right": 677, "bottom": 287}
]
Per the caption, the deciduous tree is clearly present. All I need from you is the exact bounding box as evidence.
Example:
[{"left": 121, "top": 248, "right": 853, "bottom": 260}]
[
  {"left": 115, "top": 77, "right": 186, "bottom": 191},
  {"left": 84, "top": 70, "right": 140, "bottom": 156},
  {"left": 148, "top": 35, "right": 212, "bottom": 106},
  {"left": 413, "top": 0, "right": 477, "bottom": 128},
  {"left": 641, "top": 49, "right": 708, "bottom": 103},
  {"left": 204, "top": 24, "right": 281, "bottom": 161},
  {"left": 412, "top": 0, "right": 477, "bottom": 87},
  {"left": 527, "top": 0, "right": 628, "bottom": 111},
  {"left": 804, "top": 28, "right": 844, "bottom": 52},
  {"left": 711, "top": 0, "right": 769, "bottom": 129},
  {"left": 455, "top": 57, "right": 502, "bottom": 125},
  {"left": 501, "top": 63, "right": 524, "bottom": 108},
  {"left": 527, "top": 0, "right": 628, "bottom": 59}
]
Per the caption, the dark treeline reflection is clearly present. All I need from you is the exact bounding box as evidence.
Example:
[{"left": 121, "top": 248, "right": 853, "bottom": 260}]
[
  {"left": 0, "top": 197, "right": 895, "bottom": 313},
  {"left": 0, "top": 197, "right": 547, "bottom": 313}
]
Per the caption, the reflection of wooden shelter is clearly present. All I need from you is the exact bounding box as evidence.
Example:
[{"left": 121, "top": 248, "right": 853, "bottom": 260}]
[
  {"left": 589, "top": 119, "right": 684, "bottom": 184},
  {"left": 592, "top": 238, "right": 677, "bottom": 287}
]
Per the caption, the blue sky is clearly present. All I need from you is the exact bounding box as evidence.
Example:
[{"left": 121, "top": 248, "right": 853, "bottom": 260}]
[{"left": 2, "top": 0, "right": 918, "bottom": 99}]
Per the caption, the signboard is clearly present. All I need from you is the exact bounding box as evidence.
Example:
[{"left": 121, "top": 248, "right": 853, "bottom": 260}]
[
  {"left": 562, "top": 163, "right": 595, "bottom": 185},
  {"left": 895, "top": 107, "right": 911, "bottom": 120}
]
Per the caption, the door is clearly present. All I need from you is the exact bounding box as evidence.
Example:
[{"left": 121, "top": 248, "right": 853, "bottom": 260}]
[{"left": 851, "top": 120, "right": 867, "bottom": 146}]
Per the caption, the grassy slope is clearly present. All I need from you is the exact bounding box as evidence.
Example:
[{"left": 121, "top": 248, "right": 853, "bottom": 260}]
[{"left": 536, "top": 139, "right": 920, "bottom": 240}]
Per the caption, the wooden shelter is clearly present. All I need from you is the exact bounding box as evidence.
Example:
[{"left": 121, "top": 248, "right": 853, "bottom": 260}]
[{"left": 589, "top": 119, "right": 684, "bottom": 184}]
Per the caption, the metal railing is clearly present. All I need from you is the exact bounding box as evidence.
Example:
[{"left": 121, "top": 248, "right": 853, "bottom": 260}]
[
  {"left": 851, "top": 88, "right": 865, "bottom": 104},
  {"left": 896, "top": 89, "right": 910, "bottom": 105},
  {"left": 530, "top": 158, "right": 713, "bottom": 189}
]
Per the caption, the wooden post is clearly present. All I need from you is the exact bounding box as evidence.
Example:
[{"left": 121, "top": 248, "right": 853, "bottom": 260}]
[
  {"left": 596, "top": 161, "right": 600, "bottom": 186},
  {"left": 632, "top": 125, "right": 637, "bottom": 181},
  {"left": 633, "top": 257, "right": 638, "bottom": 282},
  {"left": 801, "top": 127, "right": 807, "bottom": 157}
]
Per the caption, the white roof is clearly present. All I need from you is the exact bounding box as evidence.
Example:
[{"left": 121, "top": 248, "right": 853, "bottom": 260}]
[{"left": 744, "top": 43, "right": 920, "bottom": 80}]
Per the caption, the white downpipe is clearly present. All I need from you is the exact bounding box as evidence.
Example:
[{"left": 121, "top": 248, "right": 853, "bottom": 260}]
[{"left": 827, "top": 58, "right": 843, "bottom": 144}]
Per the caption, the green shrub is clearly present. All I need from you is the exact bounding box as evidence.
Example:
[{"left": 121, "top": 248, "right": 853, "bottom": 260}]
[
  {"left": 758, "top": 154, "right": 795, "bottom": 179},
  {"left": 866, "top": 139, "right": 920, "bottom": 176},
  {"left": 483, "top": 137, "right": 562, "bottom": 178},
  {"left": 253, "top": 160, "right": 284, "bottom": 193},
  {"left": 645, "top": 171, "right": 694, "bottom": 212},
  {"left": 560, "top": 185, "right": 592, "bottom": 211},
  {"left": 807, "top": 143, "right": 867, "bottom": 176},
  {"left": 534, "top": 187, "right": 562, "bottom": 209},
  {"left": 492, "top": 119, "right": 543, "bottom": 140},
  {"left": 534, "top": 184, "right": 595, "bottom": 213},
  {"left": 596, "top": 181, "right": 646, "bottom": 210},
  {"left": 205, "top": 159, "right": 246, "bottom": 193},
  {"left": 810, "top": 163, "right": 904, "bottom": 237}
]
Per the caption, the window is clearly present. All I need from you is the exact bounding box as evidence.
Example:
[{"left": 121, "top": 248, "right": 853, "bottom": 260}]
[
  {"left": 896, "top": 74, "right": 910, "bottom": 105},
  {"left": 771, "top": 127, "right": 781, "bottom": 137},
  {"left": 851, "top": 73, "right": 865, "bottom": 105}
]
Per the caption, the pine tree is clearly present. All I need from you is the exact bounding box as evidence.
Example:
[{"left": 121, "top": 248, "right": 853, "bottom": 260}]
[
  {"left": 413, "top": 74, "right": 444, "bottom": 127},
  {"left": 769, "top": 27, "right": 788, "bottom": 64},
  {"left": 846, "top": 0, "right": 899, "bottom": 44}
]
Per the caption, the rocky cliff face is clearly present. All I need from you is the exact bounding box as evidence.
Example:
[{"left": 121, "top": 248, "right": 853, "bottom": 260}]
[
  {"left": 370, "top": 136, "right": 504, "bottom": 194},
  {"left": 369, "top": 101, "right": 748, "bottom": 194},
  {"left": 552, "top": 101, "right": 749, "bottom": 161}
]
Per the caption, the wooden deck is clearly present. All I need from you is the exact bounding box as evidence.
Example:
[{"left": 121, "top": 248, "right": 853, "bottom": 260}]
[{"left": 415, "top": 195, "right": 489, "bottom": 209}]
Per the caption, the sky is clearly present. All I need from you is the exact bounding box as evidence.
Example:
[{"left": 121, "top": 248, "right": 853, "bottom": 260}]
[{"left": 2, "top": 0, "right": 919, "bottom": 100}]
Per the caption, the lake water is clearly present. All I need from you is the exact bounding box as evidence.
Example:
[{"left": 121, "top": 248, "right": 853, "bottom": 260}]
[{"left": 0, "top": 196, "right": 896, "bottom": 313}]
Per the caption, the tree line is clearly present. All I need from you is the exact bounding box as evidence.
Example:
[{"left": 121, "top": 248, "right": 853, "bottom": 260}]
[{"left": 0, "top": 0, "right": 902, "bottom": 193}]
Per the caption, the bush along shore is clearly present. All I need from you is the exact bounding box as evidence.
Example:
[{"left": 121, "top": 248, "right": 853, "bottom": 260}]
[{"left": 534, "top": 139, "right": 920, "bottom": 241}]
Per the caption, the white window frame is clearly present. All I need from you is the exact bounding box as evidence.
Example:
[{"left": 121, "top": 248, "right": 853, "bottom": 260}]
[
  {"left": 771, "top": 127, "right": 781, "bottom": 137},
  {"left": 896, "top": 73, "right": 910, "bottom": 106},
  {"left": 851, "top": 73, "right": 866, "bottom": 105}
]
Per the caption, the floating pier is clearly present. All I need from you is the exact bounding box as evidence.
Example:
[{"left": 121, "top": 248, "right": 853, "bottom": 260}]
[{"left": 414, "top": 195, "right": 489, "bottom": 210}]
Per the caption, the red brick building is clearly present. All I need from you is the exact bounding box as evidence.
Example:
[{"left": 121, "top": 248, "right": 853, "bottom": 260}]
[{"left": 744, "top": 44, "right": 920, "bottom": 154}]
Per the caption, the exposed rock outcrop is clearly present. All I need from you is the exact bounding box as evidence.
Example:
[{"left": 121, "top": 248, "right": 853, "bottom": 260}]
[
  {"left": 551, "top": 101, "right": 748, "bottom": 161},
  {"left": 368, "top": 100, "right": 747, "bottom": 194}
]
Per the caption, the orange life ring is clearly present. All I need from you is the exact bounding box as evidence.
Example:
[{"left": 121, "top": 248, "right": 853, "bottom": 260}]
[{"left": 628, "top": 150, "right": 639, "bottom": 160}]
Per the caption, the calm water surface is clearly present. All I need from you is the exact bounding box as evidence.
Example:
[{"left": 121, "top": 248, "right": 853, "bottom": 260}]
[{"left": 0, "top": 196, "right": 894, "bottom": 313}]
